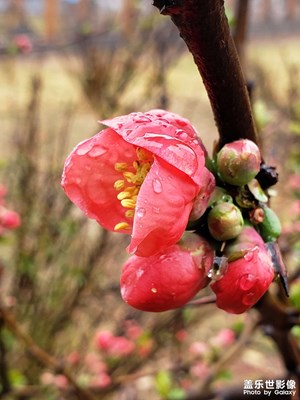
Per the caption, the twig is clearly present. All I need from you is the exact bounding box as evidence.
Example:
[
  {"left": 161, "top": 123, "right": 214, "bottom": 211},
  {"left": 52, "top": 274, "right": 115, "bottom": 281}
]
[{"left": 0, "top": 303, "right": 97, "bottom": 400}]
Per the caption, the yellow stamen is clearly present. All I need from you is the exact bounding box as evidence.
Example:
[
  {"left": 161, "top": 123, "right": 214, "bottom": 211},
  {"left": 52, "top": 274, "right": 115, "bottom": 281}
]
[
  {"left": 125, "top": 210, "right": 135, "bottom": 218},
  {"left": 117, "top": 191, "right": 132, "bottom": 201},
  {"left": 114, "top": 222, "right": 131, "bottom": 231},
  {"left": 113, "top": 148, "right": 154, "bottom": 227},
  {"left": 123, "top": 171, "right": 136, "bottom": 183},
  {"left": 121, "top": 199, "right": 136, "bottom": 209},
  {"left": 115, "top": 162, "right": 128, "bottom": 172},
  {"left": 114, "top": 179, "right": 125, "bottom": 191}
]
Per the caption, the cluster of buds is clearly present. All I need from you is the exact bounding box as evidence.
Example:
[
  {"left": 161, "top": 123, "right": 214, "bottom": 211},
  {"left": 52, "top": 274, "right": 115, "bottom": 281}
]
[
  {"left": 202, "top": 139, "right": 281, "bottom": 313},
  {"left": 62, "top": 110, "right": 281, "bottom": 314}
]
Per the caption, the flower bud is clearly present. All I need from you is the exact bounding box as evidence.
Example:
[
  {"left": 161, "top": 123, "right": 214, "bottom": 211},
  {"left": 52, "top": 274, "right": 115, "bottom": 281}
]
[
  {"left": 224, "top": 225, "right": 265, "bottom": 260},
  {"left": 217, "top": 139, "right": 261, "bottom": 186},
  {"left": 211, "top": 246, "right": 274, "bottom": 314},
  {"left": 120, "top": 233, "right": 214, "bottom": 312},
  {"left": 257, "top": 206, "right": 281, "bottom": 242},
  {"left": 207, "top": 202, "right": 244, "bottom": 241}
]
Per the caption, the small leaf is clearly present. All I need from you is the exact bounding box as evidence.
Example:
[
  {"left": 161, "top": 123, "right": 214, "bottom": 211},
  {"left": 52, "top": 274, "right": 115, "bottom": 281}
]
[
  {"left": 155, "top": 371, "right": 172, "bottom": 398},
  {"left": 247, "top": 179, "right": 268, "bottom": 203},
  {"left": 168, "top": 387, "right": 186, "bottom": 400}
]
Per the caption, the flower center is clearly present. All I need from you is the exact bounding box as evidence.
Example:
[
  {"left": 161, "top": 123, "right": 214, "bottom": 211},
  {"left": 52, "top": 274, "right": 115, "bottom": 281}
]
[{"left": 113, "top": 147, "right": 153, "bottom": 231}]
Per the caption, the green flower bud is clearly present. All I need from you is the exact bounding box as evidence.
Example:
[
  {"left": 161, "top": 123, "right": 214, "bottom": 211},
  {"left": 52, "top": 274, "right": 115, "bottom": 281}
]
[
  {"left": 258, "top": 206, "right": 281, "bottom": 242},
  {"left": 208, "top": 202, "right": 244, "bottom": 241},
  {"left": 217, "top": 139, "right": 261, "bottom": 186}
]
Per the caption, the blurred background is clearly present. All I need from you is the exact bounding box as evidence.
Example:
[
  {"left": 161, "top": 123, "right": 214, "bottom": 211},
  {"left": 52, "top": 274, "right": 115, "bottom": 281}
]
[{"left": 0, "top": 0, "right": 300, "bottom": 399}]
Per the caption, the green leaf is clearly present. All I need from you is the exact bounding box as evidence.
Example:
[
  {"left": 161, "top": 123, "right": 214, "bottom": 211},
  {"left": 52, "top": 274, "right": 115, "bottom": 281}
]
[
  {"left": 290, "top": 281, "right": 300, "bottom": 309},
  {"left": 155, "top": 371, "right": 172, "bottom": 398},
  {"left": 9, "top": 369, "right": 27, "bottom": 387},
  {"left": 217, "top": 369, "right": 232, "bottom": 381},
  {"left": 168, "top": 387, "right": 186, "bottom": 400}
]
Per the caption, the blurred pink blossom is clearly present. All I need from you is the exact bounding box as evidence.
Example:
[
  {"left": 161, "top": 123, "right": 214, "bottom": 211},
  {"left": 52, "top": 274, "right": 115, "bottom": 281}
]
[
  {"left": 95, "top": 330, "right": 135, "bottom": 357},
  {"left": 190, "top": 361, "right": 209, "bottom": 379},
  {"left": 189, "top": 341, "right": 209, "bottom": 357},
  {"left": 210, "top": 328, "right": 236, "bottom": 347}
]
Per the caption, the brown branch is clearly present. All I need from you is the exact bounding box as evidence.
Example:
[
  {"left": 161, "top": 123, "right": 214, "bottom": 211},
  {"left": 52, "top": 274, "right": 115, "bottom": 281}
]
[
  {"left": 0, "top": 304, "right": 97, "bottom": 400},
  {"left": 153, "top": 0, "right": 257, "bottom": 149}
]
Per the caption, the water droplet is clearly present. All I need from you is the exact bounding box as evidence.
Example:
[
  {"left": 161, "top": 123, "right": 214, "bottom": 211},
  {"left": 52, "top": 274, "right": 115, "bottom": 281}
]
[
  {"left": 244, "top": 247, "right": 258, "bottom": 261},
  {"left": 152, "top": 178, "right": 162, "bottom": 194},
  {"left": 88, "top": 145, "right": 107, "bottom": 157},
  {"left": 76, "top": 140, "right": 93, "bottom": 156},
  {"left": 175, "top": 118, "right": 187, "bottom": 127},
  {"left": 152, "top": 206, "right": 160, "bottom": 214},
  {"left": 242, "top": 292, "right": 256, "bottom": 306},
  {"left": 144, "top": 132, "right": 174, "bottom": 141},
  {"left": 133, "top": 115, "right": 152, "bottom": 123},
  {"left": 136, "top": 207, "right": 146, "bottom": 218},
  {"left": 239, "top": 274, "right": 256, "bottom": 291},
  {"left": 175, "top": 129, "right": 189, "bottom": 141},
  {"left": 151, "top": 287, "right": 157, "bottom": 293},
  {"left": 124, "top": 129, "right": 133, "bottom": 136},
  {"left": 136, "top": 268, "right": 144, "bottom": 279}
]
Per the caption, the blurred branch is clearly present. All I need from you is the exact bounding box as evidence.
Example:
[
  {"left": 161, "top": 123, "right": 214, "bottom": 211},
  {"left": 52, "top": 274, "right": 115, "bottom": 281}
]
[
  {"left": 0, "top": 322, "right": 10, "bottom": 395},
  {"left": 0, "top": 303, "right": 97, "bottom": 400}
]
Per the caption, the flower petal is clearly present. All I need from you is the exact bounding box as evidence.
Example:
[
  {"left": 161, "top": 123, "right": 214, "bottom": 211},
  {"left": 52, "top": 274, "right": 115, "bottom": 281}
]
[
  {"left": 128, "top": 157, "right": 198, "bottom": 257},
  {"left": 101, "top": 110, "right": 207, "bottom": 186},
  {"left": 62, "top": 128, "right": 137, "bottom": 233}
]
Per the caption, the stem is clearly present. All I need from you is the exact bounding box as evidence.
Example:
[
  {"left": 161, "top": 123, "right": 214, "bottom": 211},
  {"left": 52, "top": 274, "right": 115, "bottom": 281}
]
[{"left": 153, "top": 0, "right": 257, "bottom": 149}]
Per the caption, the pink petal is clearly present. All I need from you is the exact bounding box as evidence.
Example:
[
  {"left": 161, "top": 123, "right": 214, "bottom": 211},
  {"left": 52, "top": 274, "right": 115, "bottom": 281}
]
[
  {"left": 101, "top": 110, "right": 207, "bottom": 186},
  {"left": 61, "top": 128, "right": 136, "bottom": 233},
  {"left": 128, "top": 158, "right": 198, "bottom": 257}
]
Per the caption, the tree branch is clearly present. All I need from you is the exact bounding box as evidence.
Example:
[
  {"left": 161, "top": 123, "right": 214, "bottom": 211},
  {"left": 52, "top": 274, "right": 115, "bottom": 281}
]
[
  {"left": 153, "top": 0, "right": 257, "bottom": 149},
  {"left": 0, "top": 304, "right": 97, "bottom": 400}
]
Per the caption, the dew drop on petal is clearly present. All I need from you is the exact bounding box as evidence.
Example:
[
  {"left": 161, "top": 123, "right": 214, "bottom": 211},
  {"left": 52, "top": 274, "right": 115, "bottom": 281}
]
[
  {"left": 152, "top": 178, "right": 162, "bottom": 194},
  {"left": 88, "top": 145, "right": 107, "bottom": 157},
  {"left": 239, "top": 274, "right": 257, "bottom": 291},
  {"left": 175, "top": 118, "right": 187, "bottom": 127},
  {"left": 133, "top": 115, "right": 152, "bottom": 123},
  {"left": 136, "top": 268, "right": 144, "bottom": 279},
  {"left": 151, "top": 287, "right": 157, "bottom": 293},
  {"left": 175, "top": 129, "right": 189, "bottom": 141},
  {"left": 152, "top": 206, "right": 160, "bottom": 214},
  {"left": 76, "top": 141, "right": 93, "bottom": 156},
  {"left": 136, "top": 207, "right": 146, "bottom": 218},
  {"left": 242, "top": 291, "right": 256, "bottom": 306}
]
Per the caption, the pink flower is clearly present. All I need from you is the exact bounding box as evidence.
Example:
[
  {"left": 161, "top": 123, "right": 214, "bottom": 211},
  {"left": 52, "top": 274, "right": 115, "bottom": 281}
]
[
  {"left": 0, "top": 207, "right": 21, "bottom": 230},
  {"left": 190, "top": 361, "right": 209, "bottom": 379},
  {"left": 120, "top": 233, "right": 214, "bottom": 312},
  {"left": 189, "top": 341, "right": 208, "bottom": 357},
  {"left": 13, "top": 34, "right": 32, "bottom": 54},
  {"left": 95, "top": 331, "right": 135, "bottom": 357},
  {"left": 90, "top": 373, "right": 112, "bottom": 389},
  {"left": 210, "top": 328, "right": 235, "bottom": 347},
  {"left": 211, "top": 245, "right": 274, "bottom": 314},
  {"left": 62, "top": 110, "right": 215, "bottom": 257}
]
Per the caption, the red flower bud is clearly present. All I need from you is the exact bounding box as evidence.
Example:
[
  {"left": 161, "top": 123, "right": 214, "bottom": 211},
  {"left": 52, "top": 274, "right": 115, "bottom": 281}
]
[
  {"left": 120, "top": 233, "right": 214, "bottom": 312},
  {"left": 211, "top": 245, "right": 274, "bottom": 314},
  {"left": 217, "top": 139, "right": 261, "bottom": 186}
]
